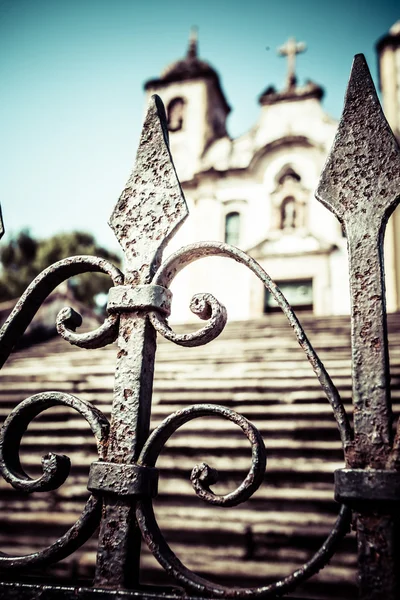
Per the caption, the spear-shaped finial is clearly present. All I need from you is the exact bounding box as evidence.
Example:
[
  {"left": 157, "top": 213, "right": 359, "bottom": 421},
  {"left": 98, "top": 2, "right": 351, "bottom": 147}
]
[
  {"left": 316, "top": 54, "right": 400, "bottom": 223},
  {"left": 109, "top": 95, "right": 188, "bottom": 285},
  {"left": 96, "top": 94, "right": 188, "bottom": 588},
  {"left": 317, "top": 54, "right": 400, "bottom": 598},
  {"left": 317, "top": 53, "right": 400, "bottom": 467}
]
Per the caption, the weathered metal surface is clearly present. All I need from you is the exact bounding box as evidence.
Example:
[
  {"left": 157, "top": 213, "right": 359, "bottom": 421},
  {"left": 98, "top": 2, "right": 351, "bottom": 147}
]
[
  {"left": 107, "top": 285, "right": 172, "bottom": 316},
  {"left": 109, "top": 94, "right": 188, "bottom": 285},
  {"left": 335, "top": 468, "right": 400, "bottom": 506},
  {"left": 0, "top": 581, "right": 311, "bottom": 599},
  {"left": 137, "top": 505, "right": 350, "bottom": 599},
  {"left": 0, "top": 391, "right": 108, "bottom": 569},
  {"left": 138, "top": 239, "right": 352, "bottom": 596},
  {"left": 88, "top": 462, "right": 158, "bottom": 497},
  {"left": 135, "top": 404, "right": 350, "bottom": 598},
  {"left": 0, "top": 582, "right": 186, "bottom": 600},
  {"left": 0, "top": 255, "right": 122, "bottom": 571},
  {"left": 94, "top": 95, "right": 187, "bottom": 588},
  {"left": 139, "top": 404, "right": 266, "bottom": 507},
  {"left": 316, "top": 54, "right": 400, "bottom": 469},
  {"left": 317, "top": 54, "right": 400, "bottom": 599},
  {"left": 0, "top": 256, "right": 123, "bottom": 367},
  {"left": 56, "top": 306, "right": 119, "bottom": 349}
]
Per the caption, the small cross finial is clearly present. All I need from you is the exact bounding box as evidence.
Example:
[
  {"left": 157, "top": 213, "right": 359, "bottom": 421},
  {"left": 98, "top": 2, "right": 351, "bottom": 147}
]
[
  {"left": 277, "top": 37, "right": 306, "bottom": 90},
  {"left": 187, "top": 26, "right": 198, "bottom": 59}
]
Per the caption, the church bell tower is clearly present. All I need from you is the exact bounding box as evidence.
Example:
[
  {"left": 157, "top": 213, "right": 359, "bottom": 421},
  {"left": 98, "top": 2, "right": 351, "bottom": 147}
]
[{"left": 144, "top": 29, "right": 231, "bottom": 181}]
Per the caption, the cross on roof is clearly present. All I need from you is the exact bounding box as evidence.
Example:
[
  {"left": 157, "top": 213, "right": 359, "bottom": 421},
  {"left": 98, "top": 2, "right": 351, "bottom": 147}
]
[{"left": 277, "top": 37, "right": 307, "bottom": 90}]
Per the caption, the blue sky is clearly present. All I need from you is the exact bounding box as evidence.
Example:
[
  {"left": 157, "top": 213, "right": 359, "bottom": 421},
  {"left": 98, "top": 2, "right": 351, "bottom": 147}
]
[{"left": 0, "top": 0, "right": 398, "bottom": 255}]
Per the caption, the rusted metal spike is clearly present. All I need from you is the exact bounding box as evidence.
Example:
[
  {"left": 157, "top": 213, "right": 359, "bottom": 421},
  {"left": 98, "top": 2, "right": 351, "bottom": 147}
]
[
  {"left": 95, "top": 95, "right": 187, "bottom": 589},
  {"left": 316, "top": 53, "right": 400, "bottom": 469},
  {"left": 317, "top": 54, "right": 400, "bottom": 600},
  {"left": 316, "top": 53, "right": 400, "bottom": 222},
  {"left": 109, "top": 94, "right": 188, "bottom": 284}
]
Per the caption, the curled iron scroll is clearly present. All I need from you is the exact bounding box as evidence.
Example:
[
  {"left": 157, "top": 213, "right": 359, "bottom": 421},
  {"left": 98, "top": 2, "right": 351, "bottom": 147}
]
[
  {"left": 0, "top": 255, "right": 121, "bottom": 569},
  {"left": 141, "top": 241, "right": 353, "bottom": 596},
  {"left": 0, "top": 391, "right": 109, "bottom": 569},
  {"left": 136, "top": 405, "right": 351, "bottom": 598},
  {"left": 140, "top": 405, "right": 266, "bottom": 508},
  {"left": 151, "top": 241, "right": 351, "bottom": 448},
  {"left": 0, "top": 255, "right": 123, "bottom": 367}
]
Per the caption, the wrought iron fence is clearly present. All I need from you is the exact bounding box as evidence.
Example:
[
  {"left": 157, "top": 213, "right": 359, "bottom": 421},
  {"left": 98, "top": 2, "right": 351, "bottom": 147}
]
[{"left": 0, "top": 53, "right": 399, "bottom": 600}]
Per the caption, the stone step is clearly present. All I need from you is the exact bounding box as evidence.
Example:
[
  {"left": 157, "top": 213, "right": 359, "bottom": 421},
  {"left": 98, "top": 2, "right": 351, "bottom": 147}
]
[{"left": 1, "top": 312, "right": 400, "bottom": 596}]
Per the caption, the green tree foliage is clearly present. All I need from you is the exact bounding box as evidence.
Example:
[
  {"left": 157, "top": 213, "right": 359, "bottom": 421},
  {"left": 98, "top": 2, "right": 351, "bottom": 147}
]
[{"left": 0, "top": 230, "right": 121, "bottom": 308}]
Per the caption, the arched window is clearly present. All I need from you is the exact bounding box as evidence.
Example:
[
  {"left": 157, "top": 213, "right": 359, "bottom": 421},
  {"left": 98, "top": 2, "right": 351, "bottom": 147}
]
[
  {"left": 167, "top": 97, "right": 185, "bottom": 132},
  {"left": 225, "top": 212, "right": 240, "bottom": 245},
  {"left": 280, "top": 197, "right": 296, "bottom": 229}
]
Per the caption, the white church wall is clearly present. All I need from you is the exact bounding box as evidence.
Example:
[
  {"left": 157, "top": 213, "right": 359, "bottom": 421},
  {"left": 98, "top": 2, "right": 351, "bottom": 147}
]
[
  {"left": 166, "top": 137, "right": 347, "bottom": 321},
  {"left": 167, "top": 254, "right": 252, "bottom": 323},
  {"left": 255, "top": 97, "right": 336, "bottom": 150},
  {"left": 145, "top": 31, "right": 400, "bottom": 322}
]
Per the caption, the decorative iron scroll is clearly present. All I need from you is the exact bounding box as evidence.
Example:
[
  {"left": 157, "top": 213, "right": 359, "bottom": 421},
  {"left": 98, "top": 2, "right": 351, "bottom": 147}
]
[{"left": 0, "top": 54, "right": 399, "bottom": 600}]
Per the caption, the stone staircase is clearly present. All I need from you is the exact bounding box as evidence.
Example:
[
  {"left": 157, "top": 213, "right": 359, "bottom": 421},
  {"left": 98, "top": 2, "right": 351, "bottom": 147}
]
[{"left": 1, "top": 312, "right": 400, "bottom": 599}]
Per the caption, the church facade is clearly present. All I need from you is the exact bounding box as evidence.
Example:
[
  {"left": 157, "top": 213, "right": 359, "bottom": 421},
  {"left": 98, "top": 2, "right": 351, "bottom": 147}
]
[{"left": 144, "top": 25, "right": 400, "bottom": 322}]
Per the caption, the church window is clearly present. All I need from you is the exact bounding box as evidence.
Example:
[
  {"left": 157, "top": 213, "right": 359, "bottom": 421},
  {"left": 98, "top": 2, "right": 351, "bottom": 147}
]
[
  {"left": 280, "top": 196, "right": 296, "bottom": 229},
  {"left": 225, "top": 212, "right": 240, "bottom": 245},
  {"left": 167, "top": 97, "right": 185, "bottom": 132}
]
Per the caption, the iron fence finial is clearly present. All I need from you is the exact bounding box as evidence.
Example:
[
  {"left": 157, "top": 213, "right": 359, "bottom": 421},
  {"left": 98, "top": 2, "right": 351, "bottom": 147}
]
[
  {"left": 316, "top": 53, "right": 400, "bottom": 223},
  {"left": 109, "top": 94, "right": 188, "bottom": 284},
  {"left": 317, "top": 53, "right": 400, "bottom": 600},
  {"left": 316, "top": 53, "right": 400, "bottom": 469}
]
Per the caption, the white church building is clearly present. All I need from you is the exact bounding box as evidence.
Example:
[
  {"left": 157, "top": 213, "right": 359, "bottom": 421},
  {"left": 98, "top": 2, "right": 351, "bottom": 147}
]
[{"left": 144, "top": 25, "right": 400, "bottom": 322}]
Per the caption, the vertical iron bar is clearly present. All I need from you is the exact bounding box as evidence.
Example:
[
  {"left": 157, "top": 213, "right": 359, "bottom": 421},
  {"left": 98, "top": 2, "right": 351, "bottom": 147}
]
[
  {"left": 93, "top": 95, "right": 188, "bottom": 589},
  {"left": 346, "top": 223, "right": 392, "bottom": 469},
  {"left": 316, "top": 54, "right": 400, "bottom": 600},
  {"left": 346, "top": 223, "right": 399, "bottom": 599},
  {"left": 94, "top": 314, "right": 156, "bottom": 587}
]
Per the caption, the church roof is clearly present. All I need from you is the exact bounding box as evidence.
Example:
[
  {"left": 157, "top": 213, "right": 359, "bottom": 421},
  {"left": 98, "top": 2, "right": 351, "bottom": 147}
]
[
  {"left": 258, "top": 79, "right": 324, "bottom": 105},
  {"left": 146, "top": 28, "right": 216, "bottom": 84},
  {"left": 158, "top": 57, "right": 216, "bottom": 82},
  {"left": 144, "top": 30, "right": 231, "bottom": 114}
]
